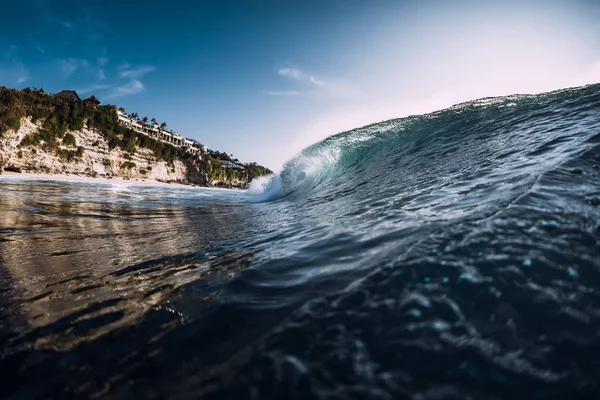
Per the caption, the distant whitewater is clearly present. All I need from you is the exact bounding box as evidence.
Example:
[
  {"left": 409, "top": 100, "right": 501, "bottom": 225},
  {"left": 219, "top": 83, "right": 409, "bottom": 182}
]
[{"left": 2, "top": 84, "right": 600, "bottom": 399}]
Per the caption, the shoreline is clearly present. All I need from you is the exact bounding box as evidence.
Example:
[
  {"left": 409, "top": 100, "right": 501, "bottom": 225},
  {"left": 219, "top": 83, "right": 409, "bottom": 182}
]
[{"left": 0, "top": 170, "right": 211, "bottom": 189}]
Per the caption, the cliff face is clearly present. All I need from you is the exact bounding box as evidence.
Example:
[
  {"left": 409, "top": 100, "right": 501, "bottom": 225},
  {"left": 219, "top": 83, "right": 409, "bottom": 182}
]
[{"left": 0, "top": 116, "right": 209, "bottom": 185}]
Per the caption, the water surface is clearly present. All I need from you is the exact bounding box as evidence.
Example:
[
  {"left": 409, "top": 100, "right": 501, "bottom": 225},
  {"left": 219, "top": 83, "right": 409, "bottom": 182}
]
[{"left": 2, "top": 84, "right": 600, "bottom": 399}]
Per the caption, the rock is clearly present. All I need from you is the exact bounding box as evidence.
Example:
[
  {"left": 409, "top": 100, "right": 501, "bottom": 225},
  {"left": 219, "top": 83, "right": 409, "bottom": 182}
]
[{"left": 4, "top": 166, "right": 22, "bottom": 173}]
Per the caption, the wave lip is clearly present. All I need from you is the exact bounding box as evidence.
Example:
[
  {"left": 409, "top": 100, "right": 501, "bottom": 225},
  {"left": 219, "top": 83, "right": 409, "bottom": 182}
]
[{"left": 248, "top": 83, "right": 600, "bottom": 207}]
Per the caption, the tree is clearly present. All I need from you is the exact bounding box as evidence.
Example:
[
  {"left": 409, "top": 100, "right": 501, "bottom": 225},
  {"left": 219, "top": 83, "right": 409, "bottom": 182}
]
[
  {"left": 62, "top": 133, "right": 76, "bottom": 147},
  {"left": 142, "top": 116, "right": 148, "bottom": 123},
  {"left": 118, "top": 107, "right": 125, "bottom": 112},
  {"left": 131, "top": 112, "right": 139, "bottom": 120},
  {"left": 160, "top": 122, "right": 167, "bottom": 130},
  {"left": 151, "top": 117, "right": 157, "bottom": 124},
  {"left": 225, "top": 167, "right": 234, "bottom": 184},
  {"left": 208, "top": 158, "right": 224, "bottom": 184}
]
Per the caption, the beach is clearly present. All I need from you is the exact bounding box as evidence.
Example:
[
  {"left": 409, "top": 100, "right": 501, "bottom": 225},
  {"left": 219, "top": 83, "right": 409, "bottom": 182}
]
[{"left": 1, "top": 170, "right": 204, "bottom": 188}]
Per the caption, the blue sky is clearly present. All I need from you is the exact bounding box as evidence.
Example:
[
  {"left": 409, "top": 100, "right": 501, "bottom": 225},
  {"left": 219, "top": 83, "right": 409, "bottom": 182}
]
[{"left": 2, "top": 0, "right": 600, "bottom": 169}]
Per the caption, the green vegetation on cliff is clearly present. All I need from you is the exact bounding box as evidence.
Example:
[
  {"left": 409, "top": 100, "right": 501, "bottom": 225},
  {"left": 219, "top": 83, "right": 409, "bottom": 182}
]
[
  {"left": 0, "top": 86, "right": 272, "bottom": 185},
  {"left": 244, "top": 162, "right": 272, "bottom": 182},
  {"left": 0, "top": 87, "right": 194, "bottom": 166},
  {"left": 205, "top": 150, "right": 273, "bottom": 184}
]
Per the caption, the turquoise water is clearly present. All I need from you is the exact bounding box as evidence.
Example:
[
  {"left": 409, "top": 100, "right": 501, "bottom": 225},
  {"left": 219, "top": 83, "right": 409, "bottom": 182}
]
[{"left": 1, "top": 84, "right": 600, "bottom": 399}]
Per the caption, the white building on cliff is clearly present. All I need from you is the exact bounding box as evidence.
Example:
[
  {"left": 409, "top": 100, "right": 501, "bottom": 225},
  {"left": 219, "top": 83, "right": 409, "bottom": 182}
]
[{"left": 117, "top": 110, "right": 204, "bottom": 155}]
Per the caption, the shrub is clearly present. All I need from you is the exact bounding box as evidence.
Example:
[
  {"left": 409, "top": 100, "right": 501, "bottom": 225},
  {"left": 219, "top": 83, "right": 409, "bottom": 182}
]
[
  {"left": 42, "top": 139, "right": 59, "bottom": 153},
  {"left": 31, "top": 108, "right": 50, "bottom": 123},
  {"left": 76, "top": 146, "right": 84, "bottom": 158},
  {"left": 120, "top": 161, "right": 136, "bottom": 169},
  {"left": 108, "top": 137, "right": 119, "bottom": 150},
  {"left": 38, "top": 129, "right": 54, "bottom": 143},
  {"left": 43, "top": 115, "right": 66, "bottom": 138},
  {"left": 119, "top": 136, "right": 137, "bottom": 154},
  {"left": 20, "top": 133, "right": 42, "bottom": 148},
  {"left": 9, "top": 117, "right": 20, "bottom": 131},
  {"left": 20, "top": 136, "right": 31, "bottom": 147},
  {"left": 57, "top": 149, "right": 77, "bottom": 162},
  {"left": 70, "top": 117, "right": 84, "bottom": 131},
  {"left": 63, "top": 133, "right": 76, "bottom": 147},
  {"left": 209, "top": 158, "right": 224, "bottom": 181},
  {"left": 17, "top": 150, "right": 23, "bottom": 158}
]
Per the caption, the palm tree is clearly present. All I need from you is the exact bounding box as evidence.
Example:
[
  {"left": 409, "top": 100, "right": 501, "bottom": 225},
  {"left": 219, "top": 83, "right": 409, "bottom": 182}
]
[
  {"left": 118, "top": 107, "right": 125, "bottom": 112},
  {"left": 131, "top": 112, "right": 139, "bottom": 120},
  {"left": 142, "top": 116, "right": 149, "bottom": 123},
  {"left": 151, "top": 117, "right": 157, "bottom": 124},
  {"left": 160, "top": 122, "right": 167, "bottom": 130}
]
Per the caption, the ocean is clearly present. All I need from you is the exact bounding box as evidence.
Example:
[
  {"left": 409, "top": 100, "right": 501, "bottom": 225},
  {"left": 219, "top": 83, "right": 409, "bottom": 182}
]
[{"left": 1, "top": 84, "right": 600, "bottom": 399}]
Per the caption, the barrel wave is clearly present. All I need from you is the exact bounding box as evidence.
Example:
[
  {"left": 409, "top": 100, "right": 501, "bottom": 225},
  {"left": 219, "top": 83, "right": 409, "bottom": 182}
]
[
  {"left": 259, "top": 84, "right": 600, "bottom": 213},
  {"left": 2, "top": 84, "right": 600, "bottom": 399},
  {"left": 235, "top": 84, "right": 600, "bottom": 399}
]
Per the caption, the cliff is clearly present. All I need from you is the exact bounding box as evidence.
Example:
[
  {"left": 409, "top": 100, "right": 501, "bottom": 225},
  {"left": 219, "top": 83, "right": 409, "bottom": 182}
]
[
  {"left": 0, "top": 116, "right": 201, "bottom": 183},
  {"left": 0, "top": 117, "right": 216, "bottom": 187},
  {"left": 0, "top": 87, "right": 272, "bottom": 187}
]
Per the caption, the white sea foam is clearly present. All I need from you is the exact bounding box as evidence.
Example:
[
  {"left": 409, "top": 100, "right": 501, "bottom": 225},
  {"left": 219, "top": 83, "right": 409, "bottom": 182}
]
[{"left": 247, "top": 174, "right": 284, "bottom": 202}]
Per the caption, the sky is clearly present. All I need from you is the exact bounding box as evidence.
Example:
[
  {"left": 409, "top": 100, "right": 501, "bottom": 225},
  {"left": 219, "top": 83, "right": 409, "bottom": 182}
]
[{"left": 1, "top": 0, "right": 600, "bottom": 170}]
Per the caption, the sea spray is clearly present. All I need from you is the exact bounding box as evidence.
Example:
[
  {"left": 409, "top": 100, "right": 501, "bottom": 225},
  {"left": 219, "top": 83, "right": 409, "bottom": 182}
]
[{"left": 247, "top": 173, "right": 284, "bottom": 201}]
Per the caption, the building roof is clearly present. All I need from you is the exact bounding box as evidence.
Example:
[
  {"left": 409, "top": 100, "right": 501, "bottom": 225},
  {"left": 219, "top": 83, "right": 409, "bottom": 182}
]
[
  {"left": 84, "top": 95, "right": 100, "bottom": 105},
  {"left": 54, "top": 90, "right": 81, "bottom": 102}
]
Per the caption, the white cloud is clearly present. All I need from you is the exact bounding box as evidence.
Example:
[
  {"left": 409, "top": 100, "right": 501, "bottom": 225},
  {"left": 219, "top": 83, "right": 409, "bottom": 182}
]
[
  {"left": 1, "top": 55, "right": 30, "bottom": 86},
  {"left": 59, "top": 58, "right": 89, "bottom": 77},
  {"left": 279, "top": 68, "right": 301, "bottom": 79},
  {"left": 63, "top": 22, "right": 72, "bottom": 28},
  {"left": 264, "top": 90, "right": 299, "bottom": 96},
  {"left": 57, "top": 58, "right": 155, "bottom": 99},
  {"left": 119, "top": 65, "right": 156, "bottom": 78},
  {"left": 58, "top": 55, "right": 111, "bottom": 81},
  {"left": 309, "top": 75, "right": 324, "bottom": 87},
  {"left": 105, "top": 79, "right": 145, "bottom": 98},
  {"left": 77, "top": 84, "right": 112, "bottom": 95},
  {"left": 273, "top": 66, "right": 353, "bottom": 98}
]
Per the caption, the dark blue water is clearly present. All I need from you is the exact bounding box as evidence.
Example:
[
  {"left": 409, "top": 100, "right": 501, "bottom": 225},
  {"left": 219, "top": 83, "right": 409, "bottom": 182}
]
[{"left": 1, "top": 84, "right": 600, "bottom": 399}]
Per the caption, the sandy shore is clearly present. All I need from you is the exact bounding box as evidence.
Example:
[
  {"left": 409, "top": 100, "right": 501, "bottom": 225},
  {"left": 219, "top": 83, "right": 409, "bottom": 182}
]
[{"left": 0, "top": 171, "right": 198, "bottom": 188}]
